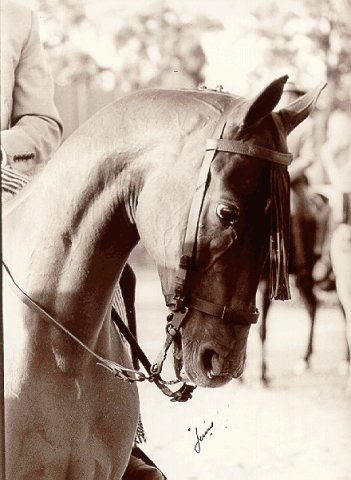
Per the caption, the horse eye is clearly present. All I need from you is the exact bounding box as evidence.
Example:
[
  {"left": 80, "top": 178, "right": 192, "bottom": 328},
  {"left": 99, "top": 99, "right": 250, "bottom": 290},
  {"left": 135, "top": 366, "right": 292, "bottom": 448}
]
[{"left": 216, "top": 204, "right": 238, "bottom": 226}]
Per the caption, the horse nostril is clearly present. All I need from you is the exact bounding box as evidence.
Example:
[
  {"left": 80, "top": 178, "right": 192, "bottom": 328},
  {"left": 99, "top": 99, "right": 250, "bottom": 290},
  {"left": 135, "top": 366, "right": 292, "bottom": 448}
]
[{"left": 201, "top": 348, "right": 224, "bottom": 378}]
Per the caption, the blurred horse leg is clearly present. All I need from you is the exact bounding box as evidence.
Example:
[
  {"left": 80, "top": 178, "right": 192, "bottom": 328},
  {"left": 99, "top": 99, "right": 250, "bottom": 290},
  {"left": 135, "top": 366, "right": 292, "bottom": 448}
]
[
  {"left": 290, "top": 186, "right": 319, "bottom": 373},
  {"left": 259, "top": 278, "right": 272, "bottom": 385},
  {"left": 337, "top": 302, "right": 351, "bottom": 375},
  {"left": 295, "top": 273, "right": 317, "bottom": 370}
]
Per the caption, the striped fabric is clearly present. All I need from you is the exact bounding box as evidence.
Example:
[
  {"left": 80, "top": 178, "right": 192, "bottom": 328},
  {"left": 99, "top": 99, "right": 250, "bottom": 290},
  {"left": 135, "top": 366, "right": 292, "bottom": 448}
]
[
  {"left": 135, "top": 413, "right": 147, "bottom": 444},
  {"left": 1, "top": 165, "right": 30, "bottom": 197}
]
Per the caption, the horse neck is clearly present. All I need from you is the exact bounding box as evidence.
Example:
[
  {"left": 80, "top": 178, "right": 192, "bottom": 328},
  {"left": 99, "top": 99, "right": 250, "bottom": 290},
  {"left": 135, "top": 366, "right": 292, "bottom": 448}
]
[
  {"left": 3, "top": 89, "right": 233, "bottom": 323},
  {"left": 3, "top": 143, "right": 142, "bottom": 330}
]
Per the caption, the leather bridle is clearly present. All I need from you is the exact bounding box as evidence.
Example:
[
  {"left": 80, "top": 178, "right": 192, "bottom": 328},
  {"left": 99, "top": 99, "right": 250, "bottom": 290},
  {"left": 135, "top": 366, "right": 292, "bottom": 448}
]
[
  {"left": 151, "top": 106, "right": 292, "bottom": 377},
  {"left": 2, "top": 103, "right": 292, "bottom": 402}
]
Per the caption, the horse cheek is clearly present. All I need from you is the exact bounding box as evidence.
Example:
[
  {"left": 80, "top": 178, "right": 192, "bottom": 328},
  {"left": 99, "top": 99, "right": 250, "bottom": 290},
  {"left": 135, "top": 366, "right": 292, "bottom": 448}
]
[{"left": 196, "top": 229, "right": 235, "bottom": 272}]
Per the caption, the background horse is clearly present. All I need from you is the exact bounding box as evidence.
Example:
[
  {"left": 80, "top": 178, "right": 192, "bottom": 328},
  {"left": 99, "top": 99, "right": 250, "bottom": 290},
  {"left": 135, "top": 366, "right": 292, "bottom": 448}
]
[
  {"left": 259, "top": 186, "right": 350, "bottom": 386},
  {"left": 259, "top": 186, "right": 326, "bottom": 384},
  {"left": 2, "top": 76, "right": 324, "bottom": 478}
]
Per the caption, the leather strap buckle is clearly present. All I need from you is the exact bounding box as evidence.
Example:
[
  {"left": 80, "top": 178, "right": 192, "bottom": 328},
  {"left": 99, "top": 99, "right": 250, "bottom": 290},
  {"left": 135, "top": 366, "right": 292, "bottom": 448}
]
[{"left": 220, "top": 306, "right": 232, "bottom": 322}]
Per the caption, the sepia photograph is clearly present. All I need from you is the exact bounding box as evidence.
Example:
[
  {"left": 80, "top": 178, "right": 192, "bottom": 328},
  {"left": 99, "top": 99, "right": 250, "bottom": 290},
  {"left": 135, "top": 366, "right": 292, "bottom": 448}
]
[{"left": 1, "top": 0, "right": 351, "bottom": 478}]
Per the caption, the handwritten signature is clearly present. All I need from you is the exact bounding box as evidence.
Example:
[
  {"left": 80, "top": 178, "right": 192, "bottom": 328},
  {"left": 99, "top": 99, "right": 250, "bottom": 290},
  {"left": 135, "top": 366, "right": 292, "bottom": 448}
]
[{"left": 188, "top": 421, "right": 214, "bottom": 454}]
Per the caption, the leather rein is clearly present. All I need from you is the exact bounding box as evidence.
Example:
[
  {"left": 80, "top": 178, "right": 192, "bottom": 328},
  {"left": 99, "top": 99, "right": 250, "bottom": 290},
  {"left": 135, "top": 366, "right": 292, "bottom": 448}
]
[{"left": 2, "top": 106, "right": 292, "bottom": 403}]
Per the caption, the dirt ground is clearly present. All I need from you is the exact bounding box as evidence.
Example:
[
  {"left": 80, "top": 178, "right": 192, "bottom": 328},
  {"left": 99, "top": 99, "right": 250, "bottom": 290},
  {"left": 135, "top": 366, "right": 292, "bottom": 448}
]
[{"left": 131, "top": 265, "right": 351, "bottom": 480}]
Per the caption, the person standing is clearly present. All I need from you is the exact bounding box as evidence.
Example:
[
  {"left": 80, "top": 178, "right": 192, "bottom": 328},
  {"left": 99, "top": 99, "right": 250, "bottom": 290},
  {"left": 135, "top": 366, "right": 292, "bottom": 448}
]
[
  {"left": 312, "top": 110, "right": 351, "bottom": 285},
  {"left": 1, "top": 0, "right": 63, "bottom": 199}
]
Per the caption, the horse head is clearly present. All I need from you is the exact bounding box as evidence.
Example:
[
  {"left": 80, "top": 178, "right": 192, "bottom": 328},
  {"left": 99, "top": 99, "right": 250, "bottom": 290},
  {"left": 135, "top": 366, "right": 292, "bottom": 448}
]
[{"left": 136, "top": 76, "right": 325, "bottom": 388}]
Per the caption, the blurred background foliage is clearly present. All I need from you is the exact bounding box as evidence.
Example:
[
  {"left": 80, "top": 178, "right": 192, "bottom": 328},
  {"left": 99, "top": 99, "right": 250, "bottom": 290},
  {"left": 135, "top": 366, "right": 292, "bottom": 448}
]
[
  {"left": 31, "top": 0, "right": 350, "bottom": 265},
  {"left": 34, "top": 0, "right": 350, "bottom": 136},
  {"left": 37, "top": 0, "right": 221, "bottom": 91},
  {"left": 248, "top": 0, "right": 351, "bottom": 113}
]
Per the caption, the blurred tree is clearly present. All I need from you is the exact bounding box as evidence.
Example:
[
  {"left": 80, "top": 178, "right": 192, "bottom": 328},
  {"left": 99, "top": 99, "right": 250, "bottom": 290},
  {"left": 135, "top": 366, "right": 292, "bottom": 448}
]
[
  {"left": 248, "top": 0, "right": 351, "bottom": 117},
  {"left": 37, "top": 0, "right": 221, "bottom": 91},
  {"left": 37, "top": 0, "right": 99, "bottom": 83}
]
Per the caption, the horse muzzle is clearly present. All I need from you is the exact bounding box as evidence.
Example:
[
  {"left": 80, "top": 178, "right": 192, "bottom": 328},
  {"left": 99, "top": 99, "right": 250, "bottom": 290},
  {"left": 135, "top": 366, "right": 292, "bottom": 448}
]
[{"left": 181, "top": 340, "right": 247, "bottom": 388}]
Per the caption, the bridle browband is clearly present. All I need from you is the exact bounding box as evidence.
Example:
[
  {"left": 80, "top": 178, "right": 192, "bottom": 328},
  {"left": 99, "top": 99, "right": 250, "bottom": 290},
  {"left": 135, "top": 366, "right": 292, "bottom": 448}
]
[
  {"left": 207, "top": 139, "right": 293, "bottom": 166},
  {"left": 2, "top": 102, "right": 292, "bottom": 402}
]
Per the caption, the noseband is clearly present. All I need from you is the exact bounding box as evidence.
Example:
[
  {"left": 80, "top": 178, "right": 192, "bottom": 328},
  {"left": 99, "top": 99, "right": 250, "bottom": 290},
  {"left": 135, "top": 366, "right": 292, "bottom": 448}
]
[{"left": 151, "top": 103, "right": 292, "bottom": 375}]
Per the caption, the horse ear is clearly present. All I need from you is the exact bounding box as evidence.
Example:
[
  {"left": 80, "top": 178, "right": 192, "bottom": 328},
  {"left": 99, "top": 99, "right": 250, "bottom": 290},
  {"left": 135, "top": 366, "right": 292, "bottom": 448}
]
[
  {"left": 278, "top": 82, "right": 327, "bottom": 134},
  {"left": 240, "top": 75, "right": 289, "bottom": 129}
]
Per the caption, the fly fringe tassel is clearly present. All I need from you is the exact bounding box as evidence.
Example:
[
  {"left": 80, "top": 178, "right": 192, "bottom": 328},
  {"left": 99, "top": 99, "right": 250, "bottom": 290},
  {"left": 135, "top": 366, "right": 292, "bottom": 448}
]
[{"left": 269, "top": 165, "right": 291, "bottom": 300}]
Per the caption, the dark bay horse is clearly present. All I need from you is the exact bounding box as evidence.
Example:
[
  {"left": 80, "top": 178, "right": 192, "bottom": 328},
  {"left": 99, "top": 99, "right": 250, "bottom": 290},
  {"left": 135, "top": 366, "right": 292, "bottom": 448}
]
[
  {"left": 2, "top": 76, "right": 324, "bottom": 478},
  {"left": 259, "top": 188, "right": 350, "bottom": 386},
  {"left": 259, "top": 185, "right": 324, "bottom": 384}
]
